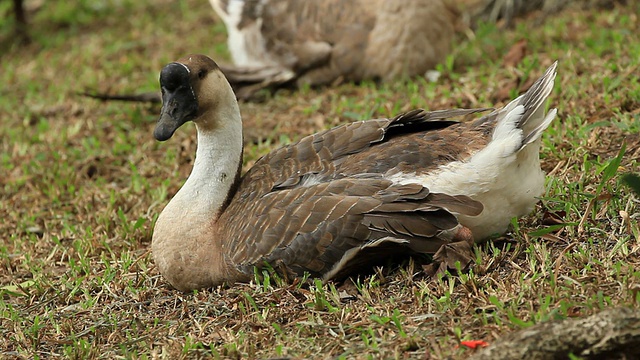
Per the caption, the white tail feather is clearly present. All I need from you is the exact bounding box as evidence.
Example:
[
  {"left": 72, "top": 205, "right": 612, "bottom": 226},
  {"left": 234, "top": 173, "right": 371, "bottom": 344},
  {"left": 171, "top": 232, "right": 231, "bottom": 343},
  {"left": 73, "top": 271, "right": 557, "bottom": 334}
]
[
  {"left": 492, "top": 61, "right": 558, "bottom": 152},
  {"left": 387, "top": 61, "right": 559, "bottom": 240}
]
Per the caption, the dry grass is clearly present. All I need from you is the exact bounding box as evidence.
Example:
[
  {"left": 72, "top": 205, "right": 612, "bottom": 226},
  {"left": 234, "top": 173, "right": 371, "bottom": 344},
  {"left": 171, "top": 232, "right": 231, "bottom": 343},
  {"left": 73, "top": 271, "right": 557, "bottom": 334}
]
[{"left": 1, "top": 0, "right": 639, "bottom": 359}]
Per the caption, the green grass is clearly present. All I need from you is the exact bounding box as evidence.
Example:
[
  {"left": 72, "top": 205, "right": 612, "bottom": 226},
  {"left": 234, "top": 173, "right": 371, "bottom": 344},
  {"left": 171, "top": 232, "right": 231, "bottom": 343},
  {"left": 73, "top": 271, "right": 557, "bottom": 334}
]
[{"left": 1, "top": 1, "right": 640, "bottom": 358}]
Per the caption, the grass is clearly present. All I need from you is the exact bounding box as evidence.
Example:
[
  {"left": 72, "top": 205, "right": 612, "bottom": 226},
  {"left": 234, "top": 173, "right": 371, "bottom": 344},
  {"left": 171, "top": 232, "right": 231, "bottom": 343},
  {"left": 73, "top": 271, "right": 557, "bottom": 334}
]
[{"left": 1, "top": 0, "right": 639, "bottom": 358}]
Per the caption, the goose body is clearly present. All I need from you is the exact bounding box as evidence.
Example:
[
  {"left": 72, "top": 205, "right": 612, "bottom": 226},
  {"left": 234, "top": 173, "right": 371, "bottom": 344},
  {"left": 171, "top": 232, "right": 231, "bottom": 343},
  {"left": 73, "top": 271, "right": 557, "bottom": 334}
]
[
  {"left": 151, "top": 54, "right": 557, "bottom": 291},
  {"left": 208, "top": 0, "right": 458, "bottom": 98}
]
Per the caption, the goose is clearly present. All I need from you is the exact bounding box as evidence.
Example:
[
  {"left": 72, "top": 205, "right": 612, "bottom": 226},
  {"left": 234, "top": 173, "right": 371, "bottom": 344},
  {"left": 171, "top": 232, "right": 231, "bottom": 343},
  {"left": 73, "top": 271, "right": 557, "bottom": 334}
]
[
  {"left": 151, "top": 54, "right": 558, "bottom": 292},
  {"left": 84, "top": 0, "right": 582, "bottom": 103},
  {"left": 208, "top": 0, "right": 459, "bottom": 99},
  {"left": 81, "top": 0, "right": 457, "bottom": 103}
]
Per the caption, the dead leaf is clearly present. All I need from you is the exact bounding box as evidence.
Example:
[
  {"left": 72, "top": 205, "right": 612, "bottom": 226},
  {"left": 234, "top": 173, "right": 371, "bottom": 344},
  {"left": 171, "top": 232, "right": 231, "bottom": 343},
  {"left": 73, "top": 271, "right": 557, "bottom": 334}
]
[
  {"left": 542, "top": 210, "right": 567, "bottom": 225},
  {"left": 503, "top": 39, "right": 528, "bottom": 68},
  {"left": 491, "top": 79, "right": 519, "bottom": 103}
]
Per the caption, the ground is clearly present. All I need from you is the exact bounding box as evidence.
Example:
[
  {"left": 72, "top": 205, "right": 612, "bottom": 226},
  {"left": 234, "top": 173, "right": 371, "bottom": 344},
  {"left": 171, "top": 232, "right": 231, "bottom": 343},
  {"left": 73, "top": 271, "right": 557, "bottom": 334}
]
[{"left": 1, "top": 0, "right": 639, "bottom": 359}]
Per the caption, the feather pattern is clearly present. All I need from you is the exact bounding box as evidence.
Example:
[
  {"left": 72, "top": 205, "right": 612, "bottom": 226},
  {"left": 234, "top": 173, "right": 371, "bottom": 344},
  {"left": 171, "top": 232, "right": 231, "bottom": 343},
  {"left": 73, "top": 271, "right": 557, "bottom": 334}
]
[{"left": 219, "top": 108, "right": 492, "bottom": 278}]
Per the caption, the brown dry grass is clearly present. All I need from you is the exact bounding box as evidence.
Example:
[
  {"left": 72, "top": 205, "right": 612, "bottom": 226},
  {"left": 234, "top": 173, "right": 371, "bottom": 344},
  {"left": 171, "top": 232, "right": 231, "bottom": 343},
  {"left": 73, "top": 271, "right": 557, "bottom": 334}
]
[{"left": 1, "top": 0, "right": 639, "bottom": 359}]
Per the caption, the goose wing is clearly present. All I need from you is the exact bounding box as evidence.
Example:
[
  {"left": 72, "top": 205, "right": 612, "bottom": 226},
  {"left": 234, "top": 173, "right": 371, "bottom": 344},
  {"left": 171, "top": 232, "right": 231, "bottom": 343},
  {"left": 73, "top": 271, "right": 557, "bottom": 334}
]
[
  {"left": 223, "top": 177, "right": 482, "bottom": 280},
  {"left": 220, "top": 108, "right": 489, "bottom": 279}
]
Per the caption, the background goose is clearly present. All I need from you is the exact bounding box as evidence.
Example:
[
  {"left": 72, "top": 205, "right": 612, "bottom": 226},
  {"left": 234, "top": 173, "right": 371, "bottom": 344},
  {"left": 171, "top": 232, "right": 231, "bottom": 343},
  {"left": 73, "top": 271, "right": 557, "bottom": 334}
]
[
  {"left": 209, "top": 0, "right": 459, "bottom": 99},
  {"left": 84, "top": 0, "right": 615, "bottom": 103},
  {"left": 209, "top": 0, "right": 618, "bottom": 98},
  {"left": 83, "top": 0, "right": 458, "bottom": 102},
  {"left": 152, "top": 54, "right": 557, "bottom": 292}
]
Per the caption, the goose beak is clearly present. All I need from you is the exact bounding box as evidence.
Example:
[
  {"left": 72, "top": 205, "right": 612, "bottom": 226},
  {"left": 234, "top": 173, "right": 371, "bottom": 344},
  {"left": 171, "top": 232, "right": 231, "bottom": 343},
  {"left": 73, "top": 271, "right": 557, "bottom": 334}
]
[
  {"left": 154, "top": 62, "right": 199, "bottom": 141},
  {"left": 154, "top": 88, "right": 198, "bottom": 141}
]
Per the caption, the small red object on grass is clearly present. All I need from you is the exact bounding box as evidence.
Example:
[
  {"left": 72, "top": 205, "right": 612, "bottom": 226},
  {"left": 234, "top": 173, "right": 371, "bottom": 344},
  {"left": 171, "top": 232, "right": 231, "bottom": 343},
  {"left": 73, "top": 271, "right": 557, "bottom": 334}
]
[{"left": 460, "top": 340, "right": 489, "bottom": 349}]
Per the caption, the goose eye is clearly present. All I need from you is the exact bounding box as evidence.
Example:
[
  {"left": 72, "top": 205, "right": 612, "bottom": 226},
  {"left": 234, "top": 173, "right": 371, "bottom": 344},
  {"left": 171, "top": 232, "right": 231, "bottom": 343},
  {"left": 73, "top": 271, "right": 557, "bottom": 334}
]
[{"left": 198, "top": 69, "right": 207, "bottom": 79}]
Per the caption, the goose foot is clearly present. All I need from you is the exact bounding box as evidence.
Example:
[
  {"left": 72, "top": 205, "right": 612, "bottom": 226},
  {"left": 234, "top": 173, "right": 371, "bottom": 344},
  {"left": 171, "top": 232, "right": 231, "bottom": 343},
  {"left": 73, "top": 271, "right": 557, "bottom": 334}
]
[
  {"left": 273, "top": 259, "right": 294, "bottom": 284},
  {"left": 422, "top": 226, "right": 476, "bottom": 277},
  {"left": 452, "top": 225, "right": 475, "bottom": 245}
]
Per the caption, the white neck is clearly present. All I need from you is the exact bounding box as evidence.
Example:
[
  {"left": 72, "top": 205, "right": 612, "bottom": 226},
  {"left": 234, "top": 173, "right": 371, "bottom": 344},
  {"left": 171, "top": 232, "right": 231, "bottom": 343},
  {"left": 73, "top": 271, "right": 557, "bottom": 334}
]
[
  {"left": 175, "top": 72, "right": 244, "bottom": 219},
  {"left": 173, "top": 114, "right": 243, "bottom": 218},
  {"left": 151, "top": 98, "right": 243, "bottom": 291}
]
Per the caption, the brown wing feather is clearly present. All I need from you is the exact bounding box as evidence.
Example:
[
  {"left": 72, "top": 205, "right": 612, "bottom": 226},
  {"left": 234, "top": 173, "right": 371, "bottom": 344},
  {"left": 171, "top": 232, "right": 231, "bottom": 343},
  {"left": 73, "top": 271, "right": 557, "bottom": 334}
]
[
  {"left": 220, "top": 108, "right": 490, "bottom": 279},
  {"left": 225, "top": 178, "right": 480, "bottom": 278},
  {"left": 250, "top": 108, "right": 490, "bottom": 192},
  {"left": 334, "top": 108, "right": 492, "bottom": 176}
]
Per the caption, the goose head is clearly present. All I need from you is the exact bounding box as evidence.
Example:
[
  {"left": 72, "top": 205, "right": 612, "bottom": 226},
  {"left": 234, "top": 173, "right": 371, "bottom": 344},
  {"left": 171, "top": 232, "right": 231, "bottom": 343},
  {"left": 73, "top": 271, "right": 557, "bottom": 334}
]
[{"left": 154, "top": 54, "right": 239, "bottom": 141}]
